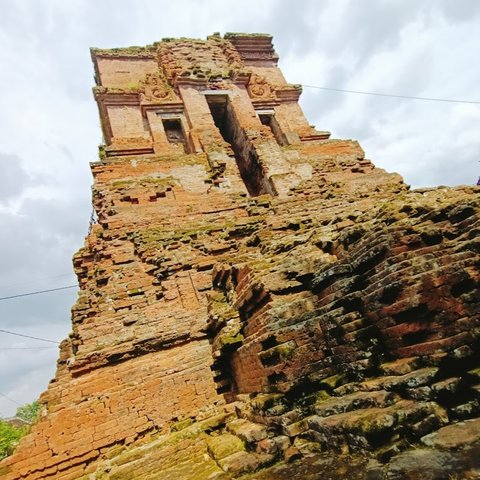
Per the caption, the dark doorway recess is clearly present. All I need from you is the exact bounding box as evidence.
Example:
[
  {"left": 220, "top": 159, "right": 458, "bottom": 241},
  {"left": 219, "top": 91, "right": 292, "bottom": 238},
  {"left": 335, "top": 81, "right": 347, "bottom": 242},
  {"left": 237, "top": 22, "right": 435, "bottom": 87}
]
[
  {"left": 205, "top": 94, "right": 276, "bottom": 196},
  {"left": 258, "top": 111, "right": 287, "bottom": 146},
  {"left": 161, "top": 117, "right": 187, "bottom": 153}
]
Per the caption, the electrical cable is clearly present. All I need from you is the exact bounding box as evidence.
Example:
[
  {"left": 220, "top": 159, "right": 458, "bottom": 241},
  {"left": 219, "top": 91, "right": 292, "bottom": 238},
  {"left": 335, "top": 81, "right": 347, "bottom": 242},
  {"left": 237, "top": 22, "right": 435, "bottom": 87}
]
[
  {"left": 0, "top": 272, "right": 75, "bottom": 291},
  {"left": 0, "top": 392, "right": 35, "bottom": 423},
  {"left": 0, "top": 391, "right": 22, "bottom": 406},
  {"left": 0, "top": 347, "right": 57, "bottom": 350},
  {"left": 0, "top": 285, "right": 77, "bottom": 302},
  {"left": 0, "top": 330, "right": 60, "bottom": 345},
  {"left": 302, "top": 84, "right": 480, "bottom": 105}
]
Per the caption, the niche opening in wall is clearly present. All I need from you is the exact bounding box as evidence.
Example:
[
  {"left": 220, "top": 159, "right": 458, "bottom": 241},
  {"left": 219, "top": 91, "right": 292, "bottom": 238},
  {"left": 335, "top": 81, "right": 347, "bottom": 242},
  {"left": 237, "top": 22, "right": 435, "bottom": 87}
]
[
  {"left": 256, "top": 109, "right": 287, "bottom": 146},
  {"left": 205, "top": 93, "right": 276, "bottom": 196},
  {"left": 159, "top": 115, "right": 187, "bottom": 152}
]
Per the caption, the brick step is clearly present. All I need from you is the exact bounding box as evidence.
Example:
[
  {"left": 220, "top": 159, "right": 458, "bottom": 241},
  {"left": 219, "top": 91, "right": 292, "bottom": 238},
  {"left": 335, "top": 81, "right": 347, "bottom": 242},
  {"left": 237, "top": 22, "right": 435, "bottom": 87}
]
[
  {"left": 311, "top": 246, "right": 469, "bottom": 309},
  {"left": 333, "top": 367, "right": 439, "bottom": 396},
  {"left": 226, "top": 418, "right": 268, "bottom": 444},
  {"left": 365, "top": 244, "right": 458, "bottom": 285},
  {"left": 381, "top": 317, "right": 478, "bottom": 350},
  {"left": 379, "top": 357, "right": 420, "bottom": 376},
  {"left": 314, "top": 390, "right": 397, "bottom": 417},
  {"left": 310, "top": 252, "right": 477, "bottom": 326},
  {"left": 265, "top": 304, "right": 345, "bottom": 334},
  {"left": 420, "top": 417, "right": 480, "bottom": 449},
  {"left": 364, "top": 263, "right": 477, "bottom": 311},
  {"left": 371, "top": 238, "right": 468, "bottom": 278},
  {"left": 364, "top": 248, "right": 474, "bottom": 292},
  {"left": 280, "top": 399, "right": 447, "bottom": 452},
  {"left": 337, "top": 216, "right": 472, "bottom": 272},
  {"left": 393, "top": 330, "right": 477, "bottom": 358}
]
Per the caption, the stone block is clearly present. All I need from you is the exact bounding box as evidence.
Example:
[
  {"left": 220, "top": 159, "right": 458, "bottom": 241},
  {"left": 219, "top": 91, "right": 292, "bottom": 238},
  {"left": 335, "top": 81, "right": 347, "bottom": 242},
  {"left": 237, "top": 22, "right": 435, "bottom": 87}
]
[
  {"left": 227, "top": 419, "right": 268, "bottom": 443},
  {"left": 206, "top": 433, "right": 245, "bottom": 461}
]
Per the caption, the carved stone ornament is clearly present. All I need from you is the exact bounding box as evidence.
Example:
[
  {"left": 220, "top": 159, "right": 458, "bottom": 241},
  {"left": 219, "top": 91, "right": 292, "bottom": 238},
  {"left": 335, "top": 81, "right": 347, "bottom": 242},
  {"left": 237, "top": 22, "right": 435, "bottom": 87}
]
[
  {"left": 247, "top": 74, "right": 276, "bottom": 100},
  {"left": 141, "top": 73, "right": 178, "bottom": 102}
]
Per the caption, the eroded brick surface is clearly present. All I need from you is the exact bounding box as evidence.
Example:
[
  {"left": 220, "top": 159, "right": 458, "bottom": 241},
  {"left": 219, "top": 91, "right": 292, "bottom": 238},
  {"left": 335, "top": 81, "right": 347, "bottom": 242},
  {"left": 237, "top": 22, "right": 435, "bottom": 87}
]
[{"left": 1, "top": 33, "right": 479, "bottom": 480}]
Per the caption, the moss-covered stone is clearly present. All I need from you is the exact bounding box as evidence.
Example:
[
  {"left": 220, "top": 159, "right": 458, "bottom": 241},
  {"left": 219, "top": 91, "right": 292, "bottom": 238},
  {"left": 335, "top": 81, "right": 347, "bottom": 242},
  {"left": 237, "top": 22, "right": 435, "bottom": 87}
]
[
  {"left": 170, "top": 417, "right": 193, "bottom": 432},
  {"left": 319, "top": 374, "right": 345, "bottom": 390},
  {"left": 206, "top": 433, "right": 245, "bottom": 460}
]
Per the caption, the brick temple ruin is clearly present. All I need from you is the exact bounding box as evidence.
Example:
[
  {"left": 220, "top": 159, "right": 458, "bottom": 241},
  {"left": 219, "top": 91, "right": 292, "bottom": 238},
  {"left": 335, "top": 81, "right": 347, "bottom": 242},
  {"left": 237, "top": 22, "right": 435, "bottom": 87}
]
[{"left": 1, "top": 33, "right": 479, "bottom": 479}]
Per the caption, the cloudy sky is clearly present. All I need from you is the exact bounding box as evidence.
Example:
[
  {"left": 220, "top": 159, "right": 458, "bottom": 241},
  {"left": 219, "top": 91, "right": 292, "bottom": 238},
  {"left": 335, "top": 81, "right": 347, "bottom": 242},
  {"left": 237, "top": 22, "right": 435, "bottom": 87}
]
[{"left": 1, "top": 0, "right": 479, "bottom": 417}]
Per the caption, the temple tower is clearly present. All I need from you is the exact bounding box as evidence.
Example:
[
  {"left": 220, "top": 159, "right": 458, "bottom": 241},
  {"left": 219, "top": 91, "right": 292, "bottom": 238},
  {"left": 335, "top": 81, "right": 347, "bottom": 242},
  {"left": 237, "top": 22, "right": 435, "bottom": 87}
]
[
  {"left": 1, "top": 33, "right": 479, "bottom": 480},
  {"left": 92, "top": 33, "right": 329, "bottom": 196}
]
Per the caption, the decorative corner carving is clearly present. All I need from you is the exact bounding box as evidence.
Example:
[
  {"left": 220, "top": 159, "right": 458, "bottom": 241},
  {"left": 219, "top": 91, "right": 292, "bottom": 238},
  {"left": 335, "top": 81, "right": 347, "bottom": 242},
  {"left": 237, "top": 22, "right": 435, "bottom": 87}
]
[
  {"left": 247, "top": 74, "right": 276, "bottom": 100},
  {"left": 140, "top": 73, "right": 178, "bottom": 103}
]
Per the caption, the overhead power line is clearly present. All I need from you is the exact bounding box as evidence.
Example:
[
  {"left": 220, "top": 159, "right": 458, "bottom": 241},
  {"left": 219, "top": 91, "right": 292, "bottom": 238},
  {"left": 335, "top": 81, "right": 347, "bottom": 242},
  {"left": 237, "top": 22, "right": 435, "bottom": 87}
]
[
  {"left": 0, "top": 329, "right": 60, "bottom": 345},
  {"left": 302, "top": 84, "right": 480, "bottom": 105},
  {"left": 0, "top": 391, "right": 22, "bottom": 407},
  {"left": 0, "top": 272, "right": 75, "bottom": 291},
  {"left": 0, "top": 347, "right": 57, "bottom": 350},
  {"left": 0, "top": 285, "right": 77, "bottom": 302}
]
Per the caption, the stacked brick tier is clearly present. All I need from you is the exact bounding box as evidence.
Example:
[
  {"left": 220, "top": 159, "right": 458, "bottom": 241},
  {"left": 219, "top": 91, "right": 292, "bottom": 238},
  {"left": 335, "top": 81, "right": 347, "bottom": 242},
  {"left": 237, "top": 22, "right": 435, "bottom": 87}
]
[{"left": 1, "top": 34, "right": 479, "bottom": 480}]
